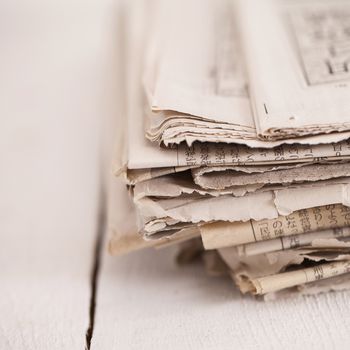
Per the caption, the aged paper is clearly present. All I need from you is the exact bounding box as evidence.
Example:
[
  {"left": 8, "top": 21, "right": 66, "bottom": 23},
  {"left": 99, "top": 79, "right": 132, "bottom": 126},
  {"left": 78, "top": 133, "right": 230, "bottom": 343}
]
[
  {"left": 117, "top": 0, "right": 350, "bottom": 176},
  {"left": 108, "top": 177, "right": 155, "bottom": 255},
  {"left": 238, "top": 0, "right": 350, "bottom": 140},
  {"left": 134, "top": 167, "right": 350, "bottom": 203},
  {"left": 110, "top": 0, "right": 350, "bottom": 301},
  {"left": 193, "top": 162, "right": 350, "bottom": 190},
  {"left": 127, "top": 138, "right": 350, "bottom": 170},
  {"left": 141, "top": 180, "right": 350, "bottom": 236},
  {"left": 237, "top": 227, "right": 350, "bottom": 257},
  {"left": 143, "top": 0, "right": 254, "bottom": 145},
  {"left": 219, "top": 238, "right": 350, "bottom": 294},
  {"left": 201, "top": 204, "right": 350, "bottom": 249},
  {"left": 297, "top": 274, "right": 350, "bottom": 296},
  {"left": 108, "top": 177, "right": 200, "bottom": 255},
  {"left": 262, "top": 273, "right": 350, "bottom": 300},
  {"left": 133, "top": 173, "right": 264, "bottom": 200},
  {"left": 154, "top": 227, "right": 200, "bottom": 249},
  {"left": 142, "top": 0, "right": 350, "bottom": 146},
  {"left": 250, "top": 261, "right": 350, "bottom": 295}
]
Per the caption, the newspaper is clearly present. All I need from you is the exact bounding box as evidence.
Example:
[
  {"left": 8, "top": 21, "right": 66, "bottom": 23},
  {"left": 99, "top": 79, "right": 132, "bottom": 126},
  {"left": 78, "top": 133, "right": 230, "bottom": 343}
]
[
  {"left": 260, "top": 273, "right": 350, "bottom": 301},
  {"left": 219, "top": 238, "right": 350, "bottom": 295},
  {"left": 296, "top": 274, "right": 350, "bottom": 296},
  {"left": 143, "top": 0, "right": 254, "bottom": 146},
  {"left": 152, "top": 175, "right": 350, "bottom": 200},
  {"left": 249, "top": 261, "right": 350, "bottom": 295},
  {"left": 154, "top": 227, "right": 200, "bottom": 250},
  {"left": 108, "top": 177, "right": 200, "bottom": 255},
  {"left": 109, "top": 0, "right": 350, "bottom": 300},
  {"left": 133, "top": 163, "right": 350, "bottom": 198},
  {"left": 117, "top": 0, "right": 350, "bottom": 175},
  {"left": 192, "top": 162, "right": 350, "bottom": 190},
  {"left": 125, "top": 135, "right": 350, "bottom": 171},
  {"left": 142, "top": 0, "right": 350, "bottom": 146},
  {"left": 201, "top": 204, "right": 350, "bottom": 249},
  {"left": 220, "top": 239, "right": 350, "bottom": 279},
  {"left": 238, "top": 0, "right": 350, "bottom": 140},
  {"left": 237, "top": 227, "right": 350, "bottom": 257},
  {"left": 133, "top": 173, "right": 265, "bottom": 200},
  {"left": 139, "top": 179, "right": 350, "bottom": 235},
  {"left": 108, "top": 176, "right": 155, "bottom": 255},
  {"left": 121, "top": 14, "right": 350, "bottom": 172}
]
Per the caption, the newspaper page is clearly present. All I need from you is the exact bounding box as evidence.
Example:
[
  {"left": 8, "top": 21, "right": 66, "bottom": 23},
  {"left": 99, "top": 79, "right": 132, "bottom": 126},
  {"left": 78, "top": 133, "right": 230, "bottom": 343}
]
[
  {"left": 237, "top": 227, "right": 350, "bottom": 257},
  {"left": 119, "top": 0, "right": 350, "bottom": 173},
  {"left": 201, "top": 204, "right": 350, "bottom": 249},
  {"left": 296, "top": 274, "right": 350, "bottom": 296},
  {"left": 127, "top": 137, "right": 350, "bottom": 170},
  {"left": 219, "top": 240, "right": 350, "bottom": 294},
  {"left": 250, "top": 261, "right": 350, "bottom": 295},
  {"left": 133, "top": 168, "right": 350, "bottom": 201},
  {"left": 108, "top": 176, "right": 155, "bottom": 255},
  {"left": 141, "top": 179, "right": 350, "bottom": 235},
  {"left": 192, "top": 162, "right": 350, "bottom": 190},
  {"left": 121, "top": 6, "right": 350, "bottom": 173},
  {"left": 238, "top": 0, "right": 350, "bottom": 139},
  {"left": 143, "top": 0, "right": 254, "bottom": 142},
  {"left": 108, "top": 177, "right": 199, "bottom": 255},
  {"left": 142, "top": 0, "right": 350, "bottom": 146}
]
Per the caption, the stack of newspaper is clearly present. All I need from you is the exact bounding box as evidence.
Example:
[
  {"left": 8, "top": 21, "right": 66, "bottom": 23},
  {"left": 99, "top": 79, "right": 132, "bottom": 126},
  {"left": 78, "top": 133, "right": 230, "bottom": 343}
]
[{"left": 110, "top": 0, "right": 350, "bottom": 299}]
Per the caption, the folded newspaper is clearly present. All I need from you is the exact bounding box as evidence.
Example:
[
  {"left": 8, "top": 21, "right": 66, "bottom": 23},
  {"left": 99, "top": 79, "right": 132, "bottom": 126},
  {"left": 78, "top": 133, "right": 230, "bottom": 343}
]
[{"left": 110, "top": 0, "right": 350, "bottom": 299}]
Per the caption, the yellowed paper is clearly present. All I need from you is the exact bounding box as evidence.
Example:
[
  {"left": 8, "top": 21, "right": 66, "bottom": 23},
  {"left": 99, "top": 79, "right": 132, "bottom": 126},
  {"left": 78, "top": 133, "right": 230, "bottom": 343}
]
[
  {"left": 193, "top": 162, "right": 350, "bottom": 190},
  {"left": 237, "top": 227, "right": 350, "bottom": 257},
  {"left": 143, "top": 0, "right": 350, "bottom": 146},
  {"left": 219, "top": 241, "right": 350, "bottom": 295},
  {"left": 250, "top": 261, "right": 350, "bottom": 295},
  {"left": 108, "top": 177, "right": 200, "bottom": 255},
  {"left": 201, "top": 204, "right": 350, "bottom": 250},
  {"left": 237, "top": 0, "right": 350, "bottom": 140}
]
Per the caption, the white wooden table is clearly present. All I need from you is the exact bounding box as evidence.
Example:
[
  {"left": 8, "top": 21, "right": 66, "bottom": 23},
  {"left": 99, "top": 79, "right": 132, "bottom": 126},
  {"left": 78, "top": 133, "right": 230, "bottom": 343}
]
[{"left": 1, "top": 1, "right": 350, "bottom": 349}]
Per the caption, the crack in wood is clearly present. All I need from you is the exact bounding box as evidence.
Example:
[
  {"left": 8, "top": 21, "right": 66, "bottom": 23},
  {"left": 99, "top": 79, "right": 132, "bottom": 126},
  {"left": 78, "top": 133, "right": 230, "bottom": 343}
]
[{"left": 85, "top": 187, "right": 106, "bottom": 350}]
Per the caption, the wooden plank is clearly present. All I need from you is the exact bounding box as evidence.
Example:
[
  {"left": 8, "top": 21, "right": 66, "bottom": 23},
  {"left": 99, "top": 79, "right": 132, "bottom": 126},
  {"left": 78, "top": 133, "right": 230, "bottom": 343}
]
[
  {"left": 92, "top": 246, "right": 350, "bottom": 349},
  {"left": 0, "top": 1, "right": 120, "bottom": 348}
]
